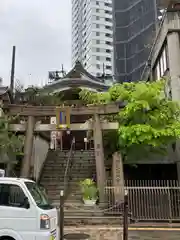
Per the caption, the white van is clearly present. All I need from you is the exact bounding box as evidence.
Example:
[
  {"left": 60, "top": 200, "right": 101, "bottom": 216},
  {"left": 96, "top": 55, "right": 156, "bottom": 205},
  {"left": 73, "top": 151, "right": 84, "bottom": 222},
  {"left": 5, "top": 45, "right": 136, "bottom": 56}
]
[{"left": 0, "top": 178, "right": 57, "bottom": 240}]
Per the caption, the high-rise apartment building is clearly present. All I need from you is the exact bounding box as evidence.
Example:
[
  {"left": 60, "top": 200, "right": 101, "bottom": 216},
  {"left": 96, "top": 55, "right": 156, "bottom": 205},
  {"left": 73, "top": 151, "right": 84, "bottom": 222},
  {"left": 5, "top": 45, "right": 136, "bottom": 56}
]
[
  {"left": 72, "top": 0, "right": 113, "bottom": 77},
  {"left": 113, "top": 0, "right": 162, "bottom": 82}
]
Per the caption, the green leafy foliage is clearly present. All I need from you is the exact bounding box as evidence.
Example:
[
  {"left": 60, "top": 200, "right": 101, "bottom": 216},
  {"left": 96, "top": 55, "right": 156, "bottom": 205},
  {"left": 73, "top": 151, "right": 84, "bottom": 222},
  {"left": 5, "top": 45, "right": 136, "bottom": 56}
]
[
  {"left": 80, "top": 80, "right": 180, "bottom": 162},
  {"left": 0, "top": 115, "right": 24, "bottom": 158},
  {"left": 15, "top": 86, "right": 64, "bottom": 105},
  {"left": 79, "top": 178, "right": 98, "bottom": 200}
]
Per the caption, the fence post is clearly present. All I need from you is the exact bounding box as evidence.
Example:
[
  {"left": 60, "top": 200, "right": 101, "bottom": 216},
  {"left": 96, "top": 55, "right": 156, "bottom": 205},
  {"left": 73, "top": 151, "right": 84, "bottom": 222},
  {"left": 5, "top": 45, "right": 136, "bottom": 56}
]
[
  {"left": 123, "top": 190, "right": 128, "bottom": 240},
  {"left": 59, "top": 190, "right": 64, "bottom": 240}
]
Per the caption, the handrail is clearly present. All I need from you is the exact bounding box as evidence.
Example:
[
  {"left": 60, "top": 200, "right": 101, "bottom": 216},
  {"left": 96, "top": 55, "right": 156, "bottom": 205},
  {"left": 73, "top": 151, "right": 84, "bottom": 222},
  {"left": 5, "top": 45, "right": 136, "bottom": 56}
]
[{"left": 63, "top": 137, "right": 75, "bottom": 198}]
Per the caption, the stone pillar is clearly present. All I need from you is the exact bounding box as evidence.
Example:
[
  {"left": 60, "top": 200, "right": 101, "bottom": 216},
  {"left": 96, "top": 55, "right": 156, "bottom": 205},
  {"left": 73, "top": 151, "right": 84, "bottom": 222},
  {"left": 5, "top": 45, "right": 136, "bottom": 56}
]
[
  {"left": 93, "top": 114, "right": 106, "bottom": 206},
  {"left": 21, "top": 116, "right": 35, "bottom": 178},
  {"left": 167, "top": 32, "right": 180, "bottom": 183},
  {"left": 112, "top": 152, "right": 124, "bottom": 203}
]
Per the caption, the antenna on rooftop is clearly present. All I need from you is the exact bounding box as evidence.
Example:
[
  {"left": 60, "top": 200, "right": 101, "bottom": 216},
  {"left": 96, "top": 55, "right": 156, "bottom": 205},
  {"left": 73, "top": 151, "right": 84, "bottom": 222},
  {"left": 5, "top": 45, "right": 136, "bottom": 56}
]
[{"left": 61, "top": 64, "right": 66, "bottom": 77}]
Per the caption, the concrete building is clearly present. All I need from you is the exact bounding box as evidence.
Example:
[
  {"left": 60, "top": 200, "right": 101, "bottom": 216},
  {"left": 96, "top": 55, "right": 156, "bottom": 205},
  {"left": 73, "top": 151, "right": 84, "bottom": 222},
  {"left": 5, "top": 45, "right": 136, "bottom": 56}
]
[
  {"left": 141, "top": 1, "right": 180, "bottom": 181},
  {"left": 113, "top": 0, "right": 165, "bottom": 82},
  {"left": 72, "top": 0, "right": 113, "bottom": 78}
]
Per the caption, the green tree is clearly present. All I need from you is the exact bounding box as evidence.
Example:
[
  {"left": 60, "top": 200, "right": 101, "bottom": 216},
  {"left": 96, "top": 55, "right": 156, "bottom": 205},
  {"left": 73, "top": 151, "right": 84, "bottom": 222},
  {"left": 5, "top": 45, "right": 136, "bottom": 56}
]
[
  {"left": 0, "top": 115, "right": 24, "bottom": 175},
  {"left": 17, "top": 86, "right": 64, "bottom": 105},
  {"left": 79, "top": 80, "right": 180, "bottom": 162}
]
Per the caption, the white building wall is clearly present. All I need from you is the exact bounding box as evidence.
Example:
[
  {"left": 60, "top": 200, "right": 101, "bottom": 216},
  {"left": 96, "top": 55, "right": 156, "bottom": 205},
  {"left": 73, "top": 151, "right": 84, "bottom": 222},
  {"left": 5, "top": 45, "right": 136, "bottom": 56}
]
[{"left": 72, "top": 0, "right": 113, "bottom": 77}]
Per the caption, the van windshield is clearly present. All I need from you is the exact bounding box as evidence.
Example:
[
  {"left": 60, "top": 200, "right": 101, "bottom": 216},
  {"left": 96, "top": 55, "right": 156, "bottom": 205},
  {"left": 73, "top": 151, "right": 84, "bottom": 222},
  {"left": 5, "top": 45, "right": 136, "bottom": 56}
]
[{"left": 25, "top": 181, "right": 53, "bottom": 210}]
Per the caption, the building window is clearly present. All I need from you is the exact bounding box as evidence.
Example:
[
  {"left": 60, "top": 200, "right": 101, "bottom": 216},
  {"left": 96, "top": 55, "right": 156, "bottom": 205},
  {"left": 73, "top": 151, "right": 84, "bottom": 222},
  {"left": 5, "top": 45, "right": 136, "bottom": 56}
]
[
  {"left": 96, "top": 48, "right": 100, "bottom": 52},
  {"left": 156, "top": 62, "right": 160, "bottom": 80},
  {"left": 106, "top": 49, "right": 111, "bottom": 53},
  {"left": 96, "top": 32, "right": 100, "bottom": 36},
  {"left": 106, "top": 65, "right": 112, "bottom": 70},
  {"left": 96, "top": 40, "right": 100, "bottom": 44},
  {"left": 155, "top": 46, "right": 168, "bottom": 79},
  {"left": 96, "top": 16, "right": 100, "bottom": 20},
  {"left": 105, "top": 33, "right": 112, "bottom": 38},
  {"left": 162, "top": 48, "right": 167, "bottom": 71},
  {"left": 105, "top": 25, "right": 112, "bottom": 30},
  {"left": 105, "top": 3, "right": 112, "bottom": 7},
  {"left": 106, "top": 57, "right": 111, "bottom": 61},
  {"left": 105, "top": 10, "right": 112, "bottom": 14},
  {"left": 96, "top": 1, "right": 99, "bottom": 5},
  {"left": 96, "top": 56, "right": 100, "bottom": 60},
  {"left": 105, "top": 41, "right": 111, "bottom": 45},
  {"left": 160, "top": 57, "right": 164, "bottom": 77},
  {"left": 0, "top": 184, "right": 26, "bottom": 208},
  {"left": 96, "top": 9, "right": 99, "bottom": 13},
  {"left": 105, "top": 18, "right": 112, "bottom": 22},
  {"left": 96, "top": 64, "right": 100, "bottom": 69},
  {"left": 96, "top": 24, "right": 100, "bottom": 28}
]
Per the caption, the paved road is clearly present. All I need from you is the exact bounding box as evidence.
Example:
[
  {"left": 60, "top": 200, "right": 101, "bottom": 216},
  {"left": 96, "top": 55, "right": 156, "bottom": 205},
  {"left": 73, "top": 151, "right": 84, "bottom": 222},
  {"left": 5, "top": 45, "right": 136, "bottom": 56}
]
[{"left": 129, "top": 230, "right": 180, "bottom": 240}]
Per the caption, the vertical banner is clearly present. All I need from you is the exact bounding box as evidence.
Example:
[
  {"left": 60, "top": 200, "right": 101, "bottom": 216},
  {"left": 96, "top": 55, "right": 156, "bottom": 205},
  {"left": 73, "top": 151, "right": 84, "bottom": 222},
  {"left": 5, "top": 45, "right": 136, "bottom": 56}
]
[
  {"left": 56, "top": 107, "right": 70, "bottom": 129},
  {"left": 50, "top": 117, "right": 57, "bottom": 150}
]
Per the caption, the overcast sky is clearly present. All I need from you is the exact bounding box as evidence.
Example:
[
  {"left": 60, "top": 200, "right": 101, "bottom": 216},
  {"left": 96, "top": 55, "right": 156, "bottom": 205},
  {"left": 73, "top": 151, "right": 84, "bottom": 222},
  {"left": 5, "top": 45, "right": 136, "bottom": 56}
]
[{"left": 0, "top": 0, "right": 71, "bottom": 88}]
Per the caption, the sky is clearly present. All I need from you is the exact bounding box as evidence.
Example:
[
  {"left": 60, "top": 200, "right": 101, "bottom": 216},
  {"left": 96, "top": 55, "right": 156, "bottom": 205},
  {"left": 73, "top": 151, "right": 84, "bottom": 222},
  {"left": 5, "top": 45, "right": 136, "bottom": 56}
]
[{"left": 0, "top": 0, "right": 71, "bottom": 88}]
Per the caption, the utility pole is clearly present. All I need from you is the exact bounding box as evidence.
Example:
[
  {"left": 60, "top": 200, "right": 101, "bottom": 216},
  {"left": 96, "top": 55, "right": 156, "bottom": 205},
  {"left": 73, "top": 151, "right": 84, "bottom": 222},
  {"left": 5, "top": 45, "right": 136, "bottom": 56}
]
[
  {"left": 10, "top": 46, "right": 16, "bottom": 100},
  {"left": 102, "top": 63, "right": 105, "bottom": 77}
]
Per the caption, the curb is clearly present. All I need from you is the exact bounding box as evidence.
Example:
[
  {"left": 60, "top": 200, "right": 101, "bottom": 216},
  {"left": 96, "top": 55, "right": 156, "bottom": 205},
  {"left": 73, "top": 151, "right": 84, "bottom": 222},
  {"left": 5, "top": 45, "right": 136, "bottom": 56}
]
[
  {"left": 64, "top": 226, "right": 180, "bottom": 231},
  {"left": 128, "top": 227, "right": 180, "bottom": 231}
]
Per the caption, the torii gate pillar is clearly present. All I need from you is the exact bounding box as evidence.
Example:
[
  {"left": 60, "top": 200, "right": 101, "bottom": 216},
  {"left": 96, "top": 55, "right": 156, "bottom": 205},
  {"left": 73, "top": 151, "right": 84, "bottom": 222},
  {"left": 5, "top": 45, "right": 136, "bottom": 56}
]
[
  {"left": 21, "top": 116, "right": 35, "bottom": 178},
  {"left": 93, "top": 114, "right": 106, "bottom": 206}
]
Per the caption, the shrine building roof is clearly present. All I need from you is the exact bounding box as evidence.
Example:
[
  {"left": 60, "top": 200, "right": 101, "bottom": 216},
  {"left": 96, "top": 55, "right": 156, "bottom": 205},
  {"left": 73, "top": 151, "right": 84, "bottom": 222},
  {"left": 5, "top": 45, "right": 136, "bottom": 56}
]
[{"left": 44, "top": 61, "right": 112, "bottom": 93}]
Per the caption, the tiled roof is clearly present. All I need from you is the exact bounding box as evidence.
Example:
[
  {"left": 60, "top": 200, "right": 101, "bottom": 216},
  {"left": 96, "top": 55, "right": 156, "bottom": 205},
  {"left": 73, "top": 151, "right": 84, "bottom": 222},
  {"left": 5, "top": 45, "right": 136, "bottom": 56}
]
[{"left": 65, "top": 61, "right": 105, "bottom": 83}]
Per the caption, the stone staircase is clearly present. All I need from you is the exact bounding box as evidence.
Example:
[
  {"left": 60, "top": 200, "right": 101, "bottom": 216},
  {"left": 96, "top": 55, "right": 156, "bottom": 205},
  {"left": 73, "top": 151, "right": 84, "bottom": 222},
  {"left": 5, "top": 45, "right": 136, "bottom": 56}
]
[
  {"left": 39, "top": 149, "right": 96, "bottom": 205},
  {"left": 39, "top": 149, "right": 123, "bottom": 225}
]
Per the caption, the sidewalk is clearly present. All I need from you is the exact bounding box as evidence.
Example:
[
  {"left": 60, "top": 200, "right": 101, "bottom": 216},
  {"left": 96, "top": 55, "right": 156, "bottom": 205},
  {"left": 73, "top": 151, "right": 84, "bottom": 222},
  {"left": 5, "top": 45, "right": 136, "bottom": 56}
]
[
  {"left": 129, "top": 222, "right": 180, "bottom": 230},
  {"left": 64, "top": 223, "right": 180, "bottom": 231}
]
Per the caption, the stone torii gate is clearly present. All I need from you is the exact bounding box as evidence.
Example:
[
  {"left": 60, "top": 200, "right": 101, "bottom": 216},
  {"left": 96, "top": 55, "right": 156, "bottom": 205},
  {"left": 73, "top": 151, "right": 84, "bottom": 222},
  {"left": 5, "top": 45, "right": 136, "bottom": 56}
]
[{"left": 5, "top": 103, "right": 121, "bottom": 205}]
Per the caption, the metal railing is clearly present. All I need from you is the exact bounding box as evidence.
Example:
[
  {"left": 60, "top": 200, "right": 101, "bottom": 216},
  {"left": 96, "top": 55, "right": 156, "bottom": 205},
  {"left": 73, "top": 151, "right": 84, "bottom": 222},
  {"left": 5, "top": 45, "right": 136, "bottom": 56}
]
[
  {"left": 105, "top": 180, "right": 180, "bottom": 221},
  {"left": 63, "top": 137, "right": 75, "bottom": 199}
]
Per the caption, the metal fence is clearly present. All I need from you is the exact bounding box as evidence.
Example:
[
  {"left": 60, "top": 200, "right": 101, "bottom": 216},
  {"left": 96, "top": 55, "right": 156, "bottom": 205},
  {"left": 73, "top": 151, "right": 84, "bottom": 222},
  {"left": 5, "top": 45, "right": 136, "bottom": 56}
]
[{"left": 105, "top": 180, "right": 180, "bottom": 221}]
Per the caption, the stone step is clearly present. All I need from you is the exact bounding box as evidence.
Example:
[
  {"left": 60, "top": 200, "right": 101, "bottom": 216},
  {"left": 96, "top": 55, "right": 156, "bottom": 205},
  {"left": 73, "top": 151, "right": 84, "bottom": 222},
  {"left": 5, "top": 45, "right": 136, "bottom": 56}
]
[
  {"left": 49, "top": 194, "right": 82, "bottom": 200},
  {"left": 44, "top": 163, "right": 96, "bottom": 167},
  {"left": 64, "top": 216, "right": 123, "bottom": 226},
  {"left": 42, "top": 171, "right": 95, "bottom": 175},
  {"left": 41, "top": 177, "right": 93, "bottom": 182},
  {"left": 41, "top": 180, "right": 89, "bottom": 185},
  {"left": 45, "top": 157, "right": 95, "bottom": 161},
  {"left": 47, "top": 189, "right": 81, "bottom": 194},
  {"left": 49, "top": 193, "right": 82, "bottom": 201},
  {"left": 43, "top": 169, "right": 95, "bottom": 172},
  {"left": 44, "top": 183, "right": 80, "bottom": 188},
  {"left": 41, "top": 176, "right": 93, "bottom": 181},
  {"left": 43, "top": 166, "right": 96, "bottom": 170}
]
